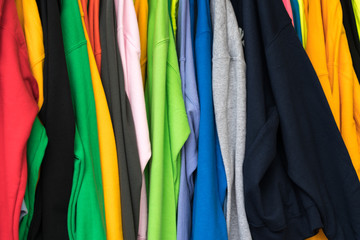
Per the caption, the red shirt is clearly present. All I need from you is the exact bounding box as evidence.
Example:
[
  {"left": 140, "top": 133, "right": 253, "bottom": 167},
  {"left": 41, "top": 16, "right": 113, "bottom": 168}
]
[
  {"left": 0, "top": 0, "right": 38, "bottom": 238},
  {"left": 89, "top": 0, "right": 102, "bottom": 70}
]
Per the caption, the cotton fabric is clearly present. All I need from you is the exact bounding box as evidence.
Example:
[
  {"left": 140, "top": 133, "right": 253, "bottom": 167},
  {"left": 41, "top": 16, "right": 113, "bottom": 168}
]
[
  {"left": 100, "top": 0, "right": 142, "bottom": 239},
  {"left": 352, "top": 0, "right": 360, "bottom": 39},
  {"left": 298, "top": 0, "right": 307, "bottom": 48},
  {"left": 282, "top": 0, "right": 294, "bottom": 25},
  {"left": 19, "top": 118, "right": 48, "bottom": 240},
  {"left": 237, "top": 0, "right": 360, "bottom": 238},
  {"left": 176, "top": 0, "right": 200, "bottom": 238},
  {"left": 114, "top": 0, "right": 152, "bottom": 240},
  {"left": 0, "top": 0, "right": 39, "bottom": 238},
  {"left": 290, "top": 0, "right": 303, "bottom": 43},
  {"left": 171, "top": 0, "right": 179, "bottom": 39},
  {"left": 15, "top": 0, "right": 44, "bottom": 110},
  {"left": 134, "top": 0, "right": 148, "bottom": 86},
  {"left": 340, "top": 0, "right": 360, "bottom": 80},
  {"left": 211, "top": 0, "right": 251, "bottom": 239},
  {"left": 88, "top": 0, "right": 102, "bottom": 70},
  {"left": 146, "top": 0, "right": 191, "bottom": 237},
  {"left": 79, "top": 2, "right": 123, "bottom": 239},
  {"left": 98, "top": 0, "right": 125, "bottom": 237},
  {"left": 26, "top": 0, "right": 76, "bottom": 238},
  {"left": 305, "top": 1, "right": 360, "bottom": 238},
  {"left": 191, "top": 0, "right": 228, "bottom": 238},
  {"left": 60, "top": 0, "right": 106, "bottom": 238}
]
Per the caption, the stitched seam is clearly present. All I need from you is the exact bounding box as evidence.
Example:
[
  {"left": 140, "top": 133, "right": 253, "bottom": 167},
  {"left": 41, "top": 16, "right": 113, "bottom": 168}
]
[
  {"left": 155, "top": 38, "right": 170, "bottom": 47},
  {"left": 65, "top": 40, "right": 88, "bottom": 55}
]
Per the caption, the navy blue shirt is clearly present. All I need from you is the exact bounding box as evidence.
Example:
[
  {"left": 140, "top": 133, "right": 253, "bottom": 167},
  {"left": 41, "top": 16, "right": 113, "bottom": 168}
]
[{"left": 237, "top": 0, "right": 360, "bottom": 239}]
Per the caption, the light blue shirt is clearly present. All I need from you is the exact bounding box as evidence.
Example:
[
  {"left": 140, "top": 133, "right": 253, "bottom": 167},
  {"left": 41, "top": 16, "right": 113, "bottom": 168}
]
[{"left": 176, "top": 0, "right": 200, "bottom": 238}]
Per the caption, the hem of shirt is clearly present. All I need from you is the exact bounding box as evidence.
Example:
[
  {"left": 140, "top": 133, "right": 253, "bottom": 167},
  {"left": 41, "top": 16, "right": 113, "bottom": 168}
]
[
  {"left": 137, "top": 235, "right": 147, "bottom": 240},
  {"left": 249, "top": 204, "right": 323, "bottom": 240}
]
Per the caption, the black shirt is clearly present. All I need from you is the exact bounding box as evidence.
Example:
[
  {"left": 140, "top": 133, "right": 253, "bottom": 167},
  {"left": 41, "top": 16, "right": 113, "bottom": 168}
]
[
  {"left": 99, "top": 0, "right": 142, "bottom": 239},
  {"left": 28, "top": 0, "right": 75, "bottom": 239},
  {"left": 232, "top": 0, "right": 360, "bottom": 239}
]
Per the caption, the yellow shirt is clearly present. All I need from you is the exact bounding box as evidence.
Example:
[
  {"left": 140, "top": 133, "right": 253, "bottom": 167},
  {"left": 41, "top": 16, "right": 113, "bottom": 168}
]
[
  {"left": 15, "top": 0, "right": 44, "bottom": 109},
  {"left": 134, "top": 0, "right": 148, "bottom": 87},
  {"left": 171, "top": 0, "right": 179, "bottom": 40},
  {"left": 78, "top": 2, "right": 124, "bottom": 239},
  {"left": 305, "top": 0, "right": 360, "bottom": 238},
  {"left": 298, "top": 0, "right": 307, "bottom": 48}
]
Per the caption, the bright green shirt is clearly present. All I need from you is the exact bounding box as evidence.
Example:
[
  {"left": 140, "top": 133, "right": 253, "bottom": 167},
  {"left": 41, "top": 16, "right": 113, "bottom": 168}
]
[
  {"left": 353, "top": 0, "right": 360, "bottom": 40},
  {"left": 145, "top": 0, "right": 190, "bottom": 238},
  {"left": 60, "top": 0, "right": 106, "bottom": 239},
  {"left": 19, "top": 118, "right": 48, "bottom": 240}
]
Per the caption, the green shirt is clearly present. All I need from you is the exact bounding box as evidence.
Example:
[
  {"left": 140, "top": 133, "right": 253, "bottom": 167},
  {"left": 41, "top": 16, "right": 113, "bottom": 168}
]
[
  {"left": 145, "top": 0, "right": 190, "bottom": 238},
  {"left": 60, "top": 0, "right": 106, "bottom": 239},
  {"left": 19, "top": 117, "right": 48, "bottom": 240}
]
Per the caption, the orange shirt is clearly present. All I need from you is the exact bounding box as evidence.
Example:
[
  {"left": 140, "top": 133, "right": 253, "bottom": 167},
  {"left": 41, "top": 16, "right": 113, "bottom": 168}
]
[
  {"left": 134, "top": 0, "right": 148, "bottom": 87},
  {"left": 305, "top": 0, "right": 360, "bottom": 238},
  {"left": 89, "top": 0, "right": 102, "bottom": 70}
]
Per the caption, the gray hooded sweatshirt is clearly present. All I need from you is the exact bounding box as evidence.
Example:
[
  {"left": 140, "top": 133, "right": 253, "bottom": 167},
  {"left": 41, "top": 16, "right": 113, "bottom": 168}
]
[{"left": 210, "top": 0, "right": 252, "bottom": 239}]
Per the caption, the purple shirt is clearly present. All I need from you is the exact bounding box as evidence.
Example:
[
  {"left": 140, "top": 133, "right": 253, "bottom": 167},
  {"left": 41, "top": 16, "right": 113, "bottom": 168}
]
[{"left": 176, "top": 0, "right": 200, "bottom": 239}]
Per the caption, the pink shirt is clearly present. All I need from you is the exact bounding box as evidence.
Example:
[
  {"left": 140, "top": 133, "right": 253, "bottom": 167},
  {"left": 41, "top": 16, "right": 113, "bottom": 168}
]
[
  {"left": 114, "top": 0, "right": 151, "bottom": 239},
  {"left": 283, "top": 0, "right": 294, "bottom": 26}
]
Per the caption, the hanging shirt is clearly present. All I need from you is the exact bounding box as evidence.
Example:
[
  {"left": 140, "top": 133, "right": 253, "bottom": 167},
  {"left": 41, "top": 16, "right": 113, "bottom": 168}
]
[
  {"left": 290, "top": 0, "right": 302, "bottom": 43},
  {"left": 176, "top": 0, "right": 200, "bottom": 238},
  {"left": 171, "top": 0, "right": 179, "bottom": 39},
  {"left": 134, "top": 0, "right": 148, "bottom": 85},
  {"left": 15, "top": 0, "right": 44, "bottom": 110},
  {"left": 114, "top": 0, "right": 152, "bottom": 239},
  {"left": 305, "top": 1, "right": 360, "bottom": 239},
  {"left": 282, "top": 0, "right": 294, "bottom": 25},
  {"left": 99, "top": 0, "right": 142, "bottom": 239},
  {"left": 191, "top": 0, "right": 228, "bottom": 239},
  {"left": 306, "top": 0, "right": 360, "bottom": 176},
  {"left": 98, "top": 2, "right": 126, "bottom": 240},
  {"left": 15, "top": 1, "right": 46, "bottom": 238},
  {"left": 235, "top": 0, "right": 360, "bottom": 238},
  {"left": 146, "top": 0, "right": 191, "bottom": 237},
  {"left": 340, "top": 0, "right": 360, "bottom": 80},
  {"left": 0, "top": 0, "right": 39, "bottom": 238},
  {"left": 302, "top": 3, "right": 329, "bottom": 240},
  {"left": 352, "top": 0, "right": 360, "bottom": 39},
  {"left": 24, "top": 0, "right": 76, "bottom": 239},
  {"left": 79, "top": 2, "right": 124, "bottom": 240},
  {"left": 88, "top": 0, "right": 102, "bottom": 70},
  {"left": 189, "top": 0, "right": 195, "bottom": 44},
  {"left": 60, "top": 0, "right": 106, "bottom": 238},
  {"left": 211, "top": 0, "right": 251, "bottom": 239},
  {"left": 19, "top": 118, "right": 48, "bottom": 240},
  {"left": 80, "top": 0, "right": 90, "bottom": 37},
  {"left": 298, "top": 0, "right": 307, "bottom": 48}
]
